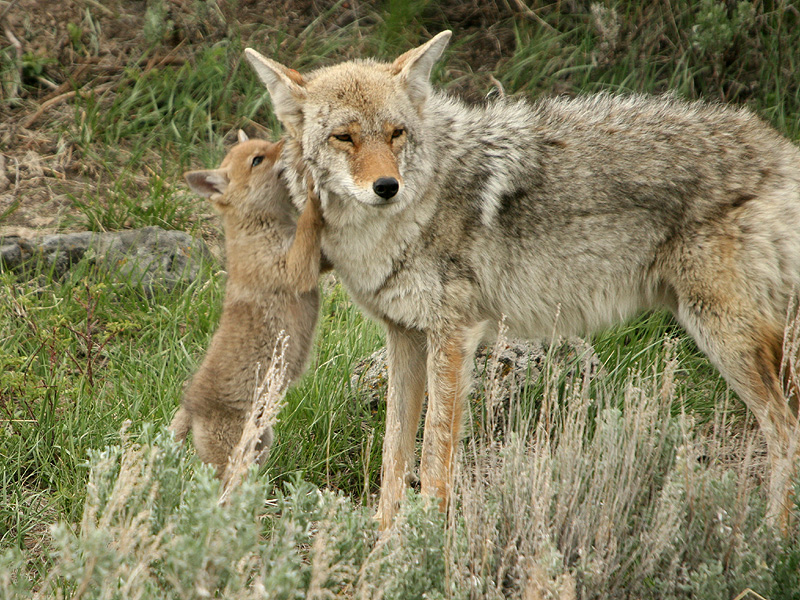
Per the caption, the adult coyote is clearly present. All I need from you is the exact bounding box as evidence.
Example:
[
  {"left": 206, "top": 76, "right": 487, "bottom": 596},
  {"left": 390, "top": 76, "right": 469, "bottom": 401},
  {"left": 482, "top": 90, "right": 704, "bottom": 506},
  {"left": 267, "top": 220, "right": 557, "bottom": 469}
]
[{"left": 245, "top": 31, "right": 800, "bottom": 528}]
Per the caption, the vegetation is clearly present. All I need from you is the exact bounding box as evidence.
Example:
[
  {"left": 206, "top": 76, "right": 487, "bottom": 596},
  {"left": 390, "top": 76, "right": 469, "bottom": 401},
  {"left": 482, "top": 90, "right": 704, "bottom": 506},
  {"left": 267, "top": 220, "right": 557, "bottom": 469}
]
[{"left": 1, "top": 0, "right": 799, "bottom": 597}]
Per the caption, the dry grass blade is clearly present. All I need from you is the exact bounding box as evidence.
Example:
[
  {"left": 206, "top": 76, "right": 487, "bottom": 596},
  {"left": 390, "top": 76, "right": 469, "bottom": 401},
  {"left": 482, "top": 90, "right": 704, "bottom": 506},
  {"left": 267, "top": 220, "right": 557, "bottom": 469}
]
[
  {"left": 20, "top": 92, "right": 77, "bottom": 129},
  {"left": 72, "top": 0, "right": 115, "bottom": 17},
  {"left": 507, "top": 0, "right": 557, "bottom": 32},
  {"left": 732, "top": 588, "right": 770, "bottom": 600}
]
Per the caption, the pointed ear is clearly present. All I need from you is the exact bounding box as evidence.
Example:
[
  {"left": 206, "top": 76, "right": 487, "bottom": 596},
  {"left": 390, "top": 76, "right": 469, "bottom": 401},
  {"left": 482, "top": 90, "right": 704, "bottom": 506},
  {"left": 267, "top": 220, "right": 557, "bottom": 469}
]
[
  {"left": 184, "top": 169, "right": 229, "bottom": 201},
  {"left": 237, "top": 129, "right": 249, "bottom": 143},
  {"left": 391, "top": 30, "right": 452, "bottom": 107},
  {"left": 244, "top": 48, "right": 307, "bottom": 137}
]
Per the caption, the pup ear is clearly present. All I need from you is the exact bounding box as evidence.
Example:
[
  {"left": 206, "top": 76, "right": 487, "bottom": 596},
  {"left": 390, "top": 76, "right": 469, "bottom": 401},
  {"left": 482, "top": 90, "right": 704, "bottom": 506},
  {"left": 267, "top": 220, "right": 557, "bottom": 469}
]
[
  {"left": 391, "top": 30, "right": 452, "bottom": 107},
  {"left": 244, "top": 48, "right": 307, "bottom": 137},
  {"left": 237, "top": 129, "right": 249, "bottom": 143},
  {"left": 184, "top": 169, "right": 229, "bottom": 201}
]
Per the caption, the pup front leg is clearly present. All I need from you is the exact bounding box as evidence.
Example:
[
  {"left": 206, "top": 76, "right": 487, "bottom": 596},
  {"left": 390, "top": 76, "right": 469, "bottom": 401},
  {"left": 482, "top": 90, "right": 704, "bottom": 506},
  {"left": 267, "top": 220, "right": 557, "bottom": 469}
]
[
  {"left": 420, "top": 325, "right": 482, "bottom": 512},
  {"left": 376, "top": 322, "right": 427, "bottom": 530},
  {"left": 284, "top": 184, "right": 323, "bottom": 292}
]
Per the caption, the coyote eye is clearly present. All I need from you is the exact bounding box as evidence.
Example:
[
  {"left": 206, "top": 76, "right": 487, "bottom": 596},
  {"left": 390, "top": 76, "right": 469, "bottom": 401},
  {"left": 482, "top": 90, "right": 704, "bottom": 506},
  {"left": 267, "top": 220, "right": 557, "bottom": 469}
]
[
  {"left": 332, "top": 133, "right": 353, "bottom": 143},
  {"left": 391, "top": 128, "right": 405, "bottom": 139},
  {"left": 251, "top": 156, "right": 264, "bottom": 167}
]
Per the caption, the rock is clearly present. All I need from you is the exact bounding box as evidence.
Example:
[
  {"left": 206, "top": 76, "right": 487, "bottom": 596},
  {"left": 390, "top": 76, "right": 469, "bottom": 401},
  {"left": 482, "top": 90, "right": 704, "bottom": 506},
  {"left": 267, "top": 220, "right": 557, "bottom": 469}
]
[
  {"left": 351, "top": 336, "right": 600, "bottom": 411},
  {"left": 351, "top": 346, "right": 390, "bottom": 407},
  {"left": 36, "top": 231, "right": 93, "bottom": 275},
  {"left": 0, "top": 226, "right": 212, "bottom": 290}
]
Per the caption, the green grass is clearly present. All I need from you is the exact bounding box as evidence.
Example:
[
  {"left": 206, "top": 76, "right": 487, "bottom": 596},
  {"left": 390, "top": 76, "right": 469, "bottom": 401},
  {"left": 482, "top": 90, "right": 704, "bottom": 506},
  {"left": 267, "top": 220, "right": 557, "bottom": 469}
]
[
  {"left": 68, "top": 171, "right": 202, "bottom": 232},
  {"left": 592, "top": 311, "right": 732, "bottom": 418},
  {"left": 267, "top": 282, "right": 385, "bottom": 501},
  {"left": 2, "top": 0, "right": 800, "bottom": 597},
  {"left": 0, "top": 260, "right": 216, "bottom": 535}
]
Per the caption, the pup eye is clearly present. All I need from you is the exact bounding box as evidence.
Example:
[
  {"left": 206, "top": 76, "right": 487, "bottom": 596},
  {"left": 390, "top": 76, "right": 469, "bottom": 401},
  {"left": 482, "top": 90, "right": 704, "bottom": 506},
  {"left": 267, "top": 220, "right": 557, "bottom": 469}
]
[
  {"left": 391, "top": 128, "right": 404, "bottom": 139},
  {"left": 251, "top": 155, "right": 264, "bottom": 167},
  {"left": 332, "top": 133, "right": 353, "bottom": 143}
]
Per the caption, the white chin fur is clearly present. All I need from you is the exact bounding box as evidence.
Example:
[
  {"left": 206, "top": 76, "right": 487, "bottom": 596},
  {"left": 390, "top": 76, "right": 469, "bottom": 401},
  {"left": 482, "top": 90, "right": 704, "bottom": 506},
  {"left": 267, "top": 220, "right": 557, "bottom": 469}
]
[{"left": 338, "top": 182, "right": 406, "bottom": 207}]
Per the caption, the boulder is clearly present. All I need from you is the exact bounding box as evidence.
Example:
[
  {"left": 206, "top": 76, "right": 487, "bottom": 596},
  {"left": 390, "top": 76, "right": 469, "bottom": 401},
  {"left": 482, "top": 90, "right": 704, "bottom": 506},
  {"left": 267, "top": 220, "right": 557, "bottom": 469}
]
[{"left": 0, "top": 226, "right": 212, "bottom": 290}]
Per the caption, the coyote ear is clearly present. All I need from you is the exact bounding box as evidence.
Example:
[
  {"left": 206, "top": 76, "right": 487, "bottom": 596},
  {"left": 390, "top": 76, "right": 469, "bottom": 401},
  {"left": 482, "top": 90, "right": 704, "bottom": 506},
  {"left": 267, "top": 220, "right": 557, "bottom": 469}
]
[
  {"left": 244, "top": 48, "right": 307, "bottom": 137},
  {"left": 391, "top": 30, "right": 452, "bottom": 107},
  {"left": 184, "top": 169, "right": 229, "bottom": 202},
  {"left": 237, "top": 129, "right": 249, "bottom": 143}
]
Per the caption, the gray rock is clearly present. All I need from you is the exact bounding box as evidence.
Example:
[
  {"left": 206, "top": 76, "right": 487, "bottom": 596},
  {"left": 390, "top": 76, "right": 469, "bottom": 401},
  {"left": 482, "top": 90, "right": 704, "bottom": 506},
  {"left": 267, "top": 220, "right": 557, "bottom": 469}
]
[
  {"left": 0, "top": 235, "right": 34, "bottom": 267},
  {"left": 36, "top": 231, "right": 93, "bottom": 275},
  {"left": 0, "top": 226, "right": 212, "bottom": 289}
]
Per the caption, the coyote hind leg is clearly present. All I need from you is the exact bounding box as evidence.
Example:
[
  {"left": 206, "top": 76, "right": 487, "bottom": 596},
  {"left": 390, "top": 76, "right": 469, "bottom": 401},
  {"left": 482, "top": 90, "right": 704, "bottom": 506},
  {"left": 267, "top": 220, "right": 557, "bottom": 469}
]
[{"left": 674, "top": 278, "right": 799, "bottom": 525}]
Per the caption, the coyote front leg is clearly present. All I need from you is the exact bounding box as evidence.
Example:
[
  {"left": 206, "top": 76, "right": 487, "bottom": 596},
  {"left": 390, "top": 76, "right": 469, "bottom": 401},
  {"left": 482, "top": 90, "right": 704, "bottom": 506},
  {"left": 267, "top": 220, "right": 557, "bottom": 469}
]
[
  {"left": 420, "top": 325, "right": 483, "bottom": 512},
  {"left": 376, "top": 322, "right": 427, "bottom": 530}
]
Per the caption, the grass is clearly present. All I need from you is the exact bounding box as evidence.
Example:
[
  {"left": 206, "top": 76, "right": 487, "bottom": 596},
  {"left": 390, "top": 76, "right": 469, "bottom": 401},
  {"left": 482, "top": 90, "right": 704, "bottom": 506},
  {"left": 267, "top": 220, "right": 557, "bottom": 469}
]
[
  {"left": 265, "top": 280, "right": 385, "bottom": 501},
  {"left": 68, "top": 171, "right": 202, "bottom": 232},
  {"left": 1, "top": 0, "right": 800, "bottom": 597},
  {"left": 2, "top": 332, "right": 796, "bottom": 599}
]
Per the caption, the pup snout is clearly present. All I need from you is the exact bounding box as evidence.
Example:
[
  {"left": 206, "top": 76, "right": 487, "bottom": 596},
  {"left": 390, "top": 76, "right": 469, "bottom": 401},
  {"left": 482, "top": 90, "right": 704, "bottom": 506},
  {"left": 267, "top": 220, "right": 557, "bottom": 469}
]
[{"left": 372, "top": 177, "right": 399, "bottom": 200}]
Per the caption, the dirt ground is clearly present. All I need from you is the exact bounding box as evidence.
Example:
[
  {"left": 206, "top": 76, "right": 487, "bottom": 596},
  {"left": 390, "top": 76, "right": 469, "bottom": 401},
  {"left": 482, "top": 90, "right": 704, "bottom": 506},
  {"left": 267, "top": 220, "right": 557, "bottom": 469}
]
[{"left": 0, "top": 0, "right": 516, "bottom": 239}]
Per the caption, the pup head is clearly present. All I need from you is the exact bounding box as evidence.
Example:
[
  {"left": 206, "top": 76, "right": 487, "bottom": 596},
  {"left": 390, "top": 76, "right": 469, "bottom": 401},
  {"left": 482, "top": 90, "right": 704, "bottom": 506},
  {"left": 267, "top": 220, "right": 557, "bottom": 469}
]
[
  {"left": 184, "top": 130, "right": 289, "bottom": 218},
  {"left": 244, "top": 31, "right": 451, "bottom": 209}
]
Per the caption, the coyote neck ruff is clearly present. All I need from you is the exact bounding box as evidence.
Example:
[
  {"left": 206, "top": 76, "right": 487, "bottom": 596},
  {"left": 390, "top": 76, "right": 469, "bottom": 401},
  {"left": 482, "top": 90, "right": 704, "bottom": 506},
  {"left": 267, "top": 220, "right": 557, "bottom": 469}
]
[{"left": 245, "top": 31, "right": 800, "bottom": 530}]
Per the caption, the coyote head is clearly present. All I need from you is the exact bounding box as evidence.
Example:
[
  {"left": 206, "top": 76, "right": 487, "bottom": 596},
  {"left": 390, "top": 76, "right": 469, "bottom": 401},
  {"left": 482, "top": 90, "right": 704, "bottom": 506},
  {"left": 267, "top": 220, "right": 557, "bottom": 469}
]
[
  {"left": 184, "top": 130, "right": 288, "bottom": 220},
  {"left": 245, "top": 32, "right": 451, "bottom": 209}
]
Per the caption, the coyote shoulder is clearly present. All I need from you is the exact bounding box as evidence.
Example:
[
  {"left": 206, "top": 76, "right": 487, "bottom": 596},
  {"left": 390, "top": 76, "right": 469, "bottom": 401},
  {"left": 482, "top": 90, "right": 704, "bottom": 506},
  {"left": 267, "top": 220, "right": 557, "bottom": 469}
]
[
  {"left": 170, "top": 131, "right": 322, "bottom": 475},
  {"left": 245, "top": 32, "right": 800, "bottom": 527}
]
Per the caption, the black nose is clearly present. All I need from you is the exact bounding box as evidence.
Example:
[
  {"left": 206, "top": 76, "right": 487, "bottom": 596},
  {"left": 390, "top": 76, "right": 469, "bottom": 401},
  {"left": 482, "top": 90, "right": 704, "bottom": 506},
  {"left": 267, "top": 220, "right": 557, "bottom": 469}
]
[{"left": 373, "top": 177, "right": 399, "bottom": 200}]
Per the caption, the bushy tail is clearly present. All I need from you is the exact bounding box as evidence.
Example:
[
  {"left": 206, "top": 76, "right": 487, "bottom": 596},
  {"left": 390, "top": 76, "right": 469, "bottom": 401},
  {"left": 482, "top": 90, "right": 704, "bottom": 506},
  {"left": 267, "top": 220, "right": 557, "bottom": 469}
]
[{"left": 169, "top": 407, "right": 191, "bottom": 442}]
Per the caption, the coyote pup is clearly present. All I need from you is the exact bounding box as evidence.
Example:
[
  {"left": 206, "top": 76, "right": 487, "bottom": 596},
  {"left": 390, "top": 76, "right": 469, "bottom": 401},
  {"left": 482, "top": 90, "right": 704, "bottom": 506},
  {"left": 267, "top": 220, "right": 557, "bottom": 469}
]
[
  {"left": 170, "top": 131, "right": 322, "bottom": 475},
  {"left": 245, "top": 32, "right": 800, "bottom": 527}
]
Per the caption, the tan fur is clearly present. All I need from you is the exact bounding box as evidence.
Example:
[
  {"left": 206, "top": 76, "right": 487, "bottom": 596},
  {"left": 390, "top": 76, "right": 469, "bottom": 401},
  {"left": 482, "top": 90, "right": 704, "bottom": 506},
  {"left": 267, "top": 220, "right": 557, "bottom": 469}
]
[
  {"left": 169, "top": 134, "right": 322, "bottom": 476},
  {"left": 420, "top": 330, "right": 475, "bottom": 509},
  {"left": 327, "top": 121, "right": 405, "bottom": 191},
  {"left": 246, "top": 32, "right": 800, "bottom": 529},
  {"left": 350, "top": 138, "right": 403, "bottom": 189}
]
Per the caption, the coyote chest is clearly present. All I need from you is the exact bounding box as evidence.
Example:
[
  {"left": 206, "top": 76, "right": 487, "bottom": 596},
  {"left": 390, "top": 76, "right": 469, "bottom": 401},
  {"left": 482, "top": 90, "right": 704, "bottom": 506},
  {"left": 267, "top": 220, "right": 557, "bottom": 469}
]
[{"left": 319, "top": 194, "right": 449, "bottom": 329}]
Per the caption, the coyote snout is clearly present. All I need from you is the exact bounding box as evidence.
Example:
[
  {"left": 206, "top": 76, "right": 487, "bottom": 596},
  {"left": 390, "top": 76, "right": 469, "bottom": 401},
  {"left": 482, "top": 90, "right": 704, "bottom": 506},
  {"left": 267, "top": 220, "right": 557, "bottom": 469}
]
[{"left": 335, "top": 126, "right": 405, "bottom": 205}]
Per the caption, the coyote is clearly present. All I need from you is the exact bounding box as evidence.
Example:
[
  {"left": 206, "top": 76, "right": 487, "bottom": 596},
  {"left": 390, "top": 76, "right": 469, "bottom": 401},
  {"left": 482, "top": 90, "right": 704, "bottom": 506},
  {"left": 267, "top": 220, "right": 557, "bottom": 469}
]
[
  {"left": 170, "top": 131, "right": 322, "bottom": 475},
  {"left": 245, "top": 32, "right": 800, "bottom": 528}
]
